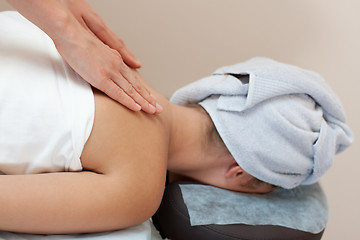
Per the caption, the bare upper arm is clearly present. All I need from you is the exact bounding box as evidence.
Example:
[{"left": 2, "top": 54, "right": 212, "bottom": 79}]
[
  {"left": 0, "top": 98, "right": 169, "bottom": 234},
  {"left": 0, "top": 169, "right": 163, "bottom": 234},
  {"left": 78, "top": 88, "right": 169, "bottom": 228}
]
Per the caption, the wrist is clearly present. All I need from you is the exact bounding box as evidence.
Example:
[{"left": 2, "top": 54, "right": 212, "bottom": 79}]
[{"left": 48, "top": 8, "right": 80, "bottom": 44}]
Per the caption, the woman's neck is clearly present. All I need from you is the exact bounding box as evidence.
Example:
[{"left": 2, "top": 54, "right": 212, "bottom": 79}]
[
  {"left": 133, "top": 69, "right": 221, "bottom": 176},
  {"left": 165, "top": 102, "right": 229, "bottom": 179},
  {"left": 167, "top": 104, "right": 208, "bottom": 169}
]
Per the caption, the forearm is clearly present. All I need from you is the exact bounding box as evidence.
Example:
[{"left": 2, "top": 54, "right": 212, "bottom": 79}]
[
  {"left": 7, "top": 0, "right": 159, "bottom": 113},
  {"left": 0, "top": 171, "right": 148, "bottom": 234},
  {"left": 6, "top": 0, "right": 79, "bottom": 42}
]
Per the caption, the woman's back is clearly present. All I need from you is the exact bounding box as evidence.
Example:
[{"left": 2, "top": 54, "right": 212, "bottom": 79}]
[
  {"left": 80, "top": 87, "right": 169, "bottom": 214},
  {"left": 0, "top": 11, "right": 168, "bottom": 233}
]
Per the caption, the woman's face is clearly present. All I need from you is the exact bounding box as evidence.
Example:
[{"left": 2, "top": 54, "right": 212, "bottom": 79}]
[{"left": 215, "top": 172, "right": 277, "bottom": 194}]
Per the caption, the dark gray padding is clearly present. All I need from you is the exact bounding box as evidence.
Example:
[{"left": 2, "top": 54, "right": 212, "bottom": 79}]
[{"left": 152, "top": 181, "right": 325, "bottom": 240}]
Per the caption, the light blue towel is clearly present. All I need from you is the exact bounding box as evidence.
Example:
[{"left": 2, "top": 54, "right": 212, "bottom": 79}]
[
  {"left": 171, "top": 57, "right": 353, "bottom": 189},
  {"left": 179, "top": 183, "right": 328, "bottom": 234}
]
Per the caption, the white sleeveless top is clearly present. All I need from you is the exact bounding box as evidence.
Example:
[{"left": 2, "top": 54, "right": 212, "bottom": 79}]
[{"left": 0, "top": 11, "right": 94, "bottom": 174}]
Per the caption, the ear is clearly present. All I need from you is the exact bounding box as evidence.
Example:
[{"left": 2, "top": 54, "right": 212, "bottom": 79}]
[{"left": 225, "top": 163, "right": 244, "bottom": 179}]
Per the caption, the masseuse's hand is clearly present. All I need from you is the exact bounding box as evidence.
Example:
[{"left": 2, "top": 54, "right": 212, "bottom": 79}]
[
  {"left": 6, "top": 0, "right": 162, "bottom": 114},
  {"left": 62, "top": 0, "right": 142, "bottom": 71},
  {"left": 59, "top": 0, "right": 161, "bottom": 114}
]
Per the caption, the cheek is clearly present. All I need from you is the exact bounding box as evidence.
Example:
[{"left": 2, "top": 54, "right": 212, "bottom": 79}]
[
  {"left": 193, "top": 172, "right": 226, "bottom": 189},
  {"left": 236, "top": 184, "right": 275, "bottom": 194}
]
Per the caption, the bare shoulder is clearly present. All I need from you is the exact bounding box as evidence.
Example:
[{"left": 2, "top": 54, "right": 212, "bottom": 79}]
[{"left": 80, "top": 89, "right": 169, "bottom": 217}]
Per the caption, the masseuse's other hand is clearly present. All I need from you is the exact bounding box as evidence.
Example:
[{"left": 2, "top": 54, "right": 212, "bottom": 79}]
[{"left": 58, "top": 0, "right": 162, "bottom": 114}]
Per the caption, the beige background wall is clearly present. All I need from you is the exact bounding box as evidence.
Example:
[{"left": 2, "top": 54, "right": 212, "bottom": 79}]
[{"left": 1, "top": 0, "right": 359, "bottom": 239}]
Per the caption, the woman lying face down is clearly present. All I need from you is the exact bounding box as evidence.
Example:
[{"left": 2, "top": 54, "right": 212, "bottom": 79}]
[
  {"left": 0, "top": 29, "right": 272, "bottom": 235},
  {"left": 0, "top": 12, "right": 353, "bottom": 235},
  {"left": 0, "top": 69, "right": 273, "bottom": 234}
]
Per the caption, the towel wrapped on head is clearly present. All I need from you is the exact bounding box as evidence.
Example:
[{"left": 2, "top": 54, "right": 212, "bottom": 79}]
[{"left": 170, "top": 57, "right": 353, "bottom": 189}]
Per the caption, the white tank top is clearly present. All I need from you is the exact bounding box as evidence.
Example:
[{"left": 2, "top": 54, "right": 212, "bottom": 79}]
[{"left": 0, "top": 11, "right": 94, "bottom": 174}]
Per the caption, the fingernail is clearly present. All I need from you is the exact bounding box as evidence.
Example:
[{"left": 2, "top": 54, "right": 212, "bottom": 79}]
[
  {"left": 148, "top": 104, "right": 156, "bottom": 113},
  {"left": 135, "top": 103, "right": 142, "bottom": 111},
  {"left": 156, "top": 103, "right": 163, "bottom": 112},
  {"left": 135, "top": 59, "right": 142, "bottom": 66}
]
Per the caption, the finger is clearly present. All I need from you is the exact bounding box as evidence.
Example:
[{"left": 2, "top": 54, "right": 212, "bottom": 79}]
[
  {"left": 117, "top": 64, "right": 160, "bottom": 111},
  {"left": 100, "top": 31, "right": 141, "bottom": 69},
  {"left": 79, "top": 17, "right": 96, "bottom": 37},
  {"left": 103, "top": 80, "right": 142, "bottom": 112},
  {"left": 82, "top": 14, "right": 142, "bottom": 68},
  {"left": 147, "top": 90, "right": 163, "bottom": 114},
  {"left": 116, "top": 42, "right": 142, "bottom": 69},
  {"left": 112, "top": 74, "right": 158, "bottom": 114},
  {"left": 76, "top": 15, "right": 88, "bottom": 29}
]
